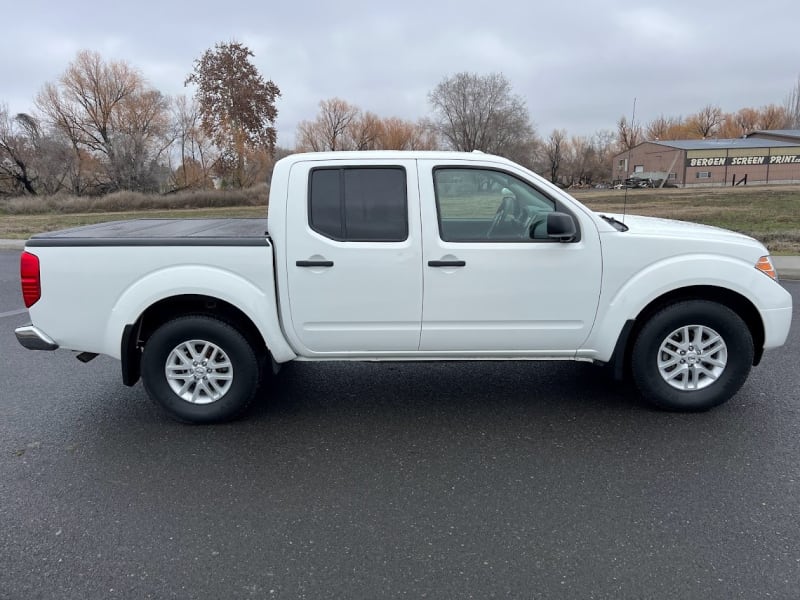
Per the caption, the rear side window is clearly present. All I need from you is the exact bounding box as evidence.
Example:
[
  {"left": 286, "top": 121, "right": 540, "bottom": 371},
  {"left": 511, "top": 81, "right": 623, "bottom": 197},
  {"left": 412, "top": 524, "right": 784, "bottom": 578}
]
[{"left": 309, "top": 167, "right": 408, "bottom": 241}]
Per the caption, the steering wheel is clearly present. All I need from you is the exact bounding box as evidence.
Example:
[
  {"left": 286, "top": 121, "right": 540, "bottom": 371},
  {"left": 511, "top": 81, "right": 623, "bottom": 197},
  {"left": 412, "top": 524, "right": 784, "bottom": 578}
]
[
  {"left": 523, "top": 212, "right": 548, "bottom": 239},
  {"left": 486, "top": 197, "right": 511, "bottom": 239}
]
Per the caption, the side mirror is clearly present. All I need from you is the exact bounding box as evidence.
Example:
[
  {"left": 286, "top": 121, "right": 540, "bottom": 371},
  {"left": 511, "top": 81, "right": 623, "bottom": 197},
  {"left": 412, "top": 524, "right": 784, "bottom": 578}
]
[{"left": 546, "top": 212, "right": 577, "bottom": 242}]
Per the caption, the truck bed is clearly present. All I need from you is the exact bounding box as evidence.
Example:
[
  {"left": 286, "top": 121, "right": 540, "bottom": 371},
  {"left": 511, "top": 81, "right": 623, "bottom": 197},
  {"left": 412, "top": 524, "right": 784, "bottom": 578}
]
[{"left": 25, "top": 218, "right": 270, "bottom": 247}]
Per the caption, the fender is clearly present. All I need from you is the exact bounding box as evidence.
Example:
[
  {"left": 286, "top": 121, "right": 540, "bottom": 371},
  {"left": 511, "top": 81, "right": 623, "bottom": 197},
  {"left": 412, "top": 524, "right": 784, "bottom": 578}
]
[
  {"left": 579, "top": 253, "right": 782, "bottom": 362},
  {"left": 104, "top": 265, "right": 297, "bottom": 363}
]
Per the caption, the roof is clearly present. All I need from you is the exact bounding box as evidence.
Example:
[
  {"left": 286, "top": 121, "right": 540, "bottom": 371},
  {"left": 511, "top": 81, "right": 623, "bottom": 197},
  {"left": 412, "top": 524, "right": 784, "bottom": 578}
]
[
  {"left": 649, "top": 138, "right": 799, "bottom": 151},
  {"left": 747, "top": 129, "right": 800, "bottom": 145},
  {"left": 748, "top": 129, "right": 800, "bottom": 138},
  {"left": 274, "top": 150, "right": 525, "bottom": 171},
  {"left": 281, "top": 150, "right": 507, "bottom": 161}
]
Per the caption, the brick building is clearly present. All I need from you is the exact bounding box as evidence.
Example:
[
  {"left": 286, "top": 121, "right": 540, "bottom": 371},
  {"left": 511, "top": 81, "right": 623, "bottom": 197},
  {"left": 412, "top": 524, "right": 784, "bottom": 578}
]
[{"left": 612, "top": 130, "right": 800, "bottom": 187}]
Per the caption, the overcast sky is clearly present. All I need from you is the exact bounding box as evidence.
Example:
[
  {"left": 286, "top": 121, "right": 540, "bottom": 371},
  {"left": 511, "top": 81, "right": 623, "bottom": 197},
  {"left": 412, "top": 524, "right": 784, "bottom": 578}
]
[{"left": 2, "top": 0, "right": 799, "bottom": 146}]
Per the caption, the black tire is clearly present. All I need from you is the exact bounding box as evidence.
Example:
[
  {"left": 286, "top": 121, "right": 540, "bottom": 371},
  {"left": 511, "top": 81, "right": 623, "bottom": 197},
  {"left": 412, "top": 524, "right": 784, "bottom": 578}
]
[
  {"left": 631, "top": 300, "right": 754, "bottom": 411},
  {"left": 141, "top": 315, "right": 260, "bottom": 423}
]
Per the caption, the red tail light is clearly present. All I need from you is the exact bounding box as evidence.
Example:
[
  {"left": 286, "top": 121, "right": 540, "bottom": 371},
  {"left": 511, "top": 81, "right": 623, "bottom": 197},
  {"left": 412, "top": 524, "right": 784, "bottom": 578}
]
[{"left": 20, "top": 251, "right": 41, "bottom": 308}]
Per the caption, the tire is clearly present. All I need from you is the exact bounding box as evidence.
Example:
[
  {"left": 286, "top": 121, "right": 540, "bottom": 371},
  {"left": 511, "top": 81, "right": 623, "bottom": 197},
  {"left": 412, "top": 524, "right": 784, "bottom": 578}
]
[
  {"left": 141, "top": 315, "right": 260, "bottom": 423},
  {"left": 631, "top": 300, "right": 754, "bottom": 411}
]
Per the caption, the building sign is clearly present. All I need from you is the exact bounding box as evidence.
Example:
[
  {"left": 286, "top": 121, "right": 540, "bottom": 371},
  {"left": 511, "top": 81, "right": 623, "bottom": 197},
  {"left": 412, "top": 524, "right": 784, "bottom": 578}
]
[
  {"left": 687, "top": 153, "right": 800, "bottom": 167},
  {"left": 769, "top": 154, "right": 800, "bottom": 164},
  {"left": 728, "top": 156, "right": 766, "bottom": 166},
  {"left": 687, "top": 157, "right": 726, "bottom": 167}
]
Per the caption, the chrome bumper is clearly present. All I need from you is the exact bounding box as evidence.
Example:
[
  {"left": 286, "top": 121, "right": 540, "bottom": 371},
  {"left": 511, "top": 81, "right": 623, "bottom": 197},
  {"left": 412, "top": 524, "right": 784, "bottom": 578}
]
[{"left": 15, "top": 324, "right": 59, "bottom": 351}]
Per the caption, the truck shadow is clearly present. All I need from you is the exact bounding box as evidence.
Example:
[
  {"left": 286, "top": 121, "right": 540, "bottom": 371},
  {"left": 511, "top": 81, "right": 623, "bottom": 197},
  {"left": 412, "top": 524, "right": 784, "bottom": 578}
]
[{"left": 251, "top": 360, "right": 643, "bottom": 422}]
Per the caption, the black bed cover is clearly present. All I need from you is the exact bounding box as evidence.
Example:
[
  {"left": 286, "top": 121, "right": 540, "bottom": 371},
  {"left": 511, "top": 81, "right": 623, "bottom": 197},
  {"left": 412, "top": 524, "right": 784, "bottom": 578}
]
[{"left": 26, "top": 218, "right": 270, "bottom": 247}]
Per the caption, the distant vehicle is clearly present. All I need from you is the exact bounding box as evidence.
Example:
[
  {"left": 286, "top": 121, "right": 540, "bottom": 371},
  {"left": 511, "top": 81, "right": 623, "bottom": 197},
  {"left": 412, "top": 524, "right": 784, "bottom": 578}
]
[{"left": 613, "top": 177, "right": 656, "bottom": 189}]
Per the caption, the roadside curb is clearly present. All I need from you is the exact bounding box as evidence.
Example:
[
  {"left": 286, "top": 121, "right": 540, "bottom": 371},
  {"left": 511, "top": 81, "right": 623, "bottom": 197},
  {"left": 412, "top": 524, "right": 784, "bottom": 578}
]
[
  {"left": 0, "top": 239, "right": 25, "bottom": 250},
  {"left": 1, "top": 238, "right": 798, "bottom": 280},
  {"left": 774, "top": 257, "right": 800, "bottom": 282}
]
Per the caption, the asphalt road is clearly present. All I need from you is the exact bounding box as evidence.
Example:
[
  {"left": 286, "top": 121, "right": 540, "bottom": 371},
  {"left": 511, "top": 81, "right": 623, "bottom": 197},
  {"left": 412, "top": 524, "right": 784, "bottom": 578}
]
[{"left": 1, "top": 249, "right": 799, "bottom": 599}]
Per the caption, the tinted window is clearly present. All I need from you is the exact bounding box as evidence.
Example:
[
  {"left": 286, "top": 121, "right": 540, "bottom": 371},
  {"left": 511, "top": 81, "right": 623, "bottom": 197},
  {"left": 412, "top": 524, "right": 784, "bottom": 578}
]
[
  {"left": 309, "top": 167, "right": 408, "bottom": 241},
  {"left": 309, "top": 168, "right": 342, "bottom": 239}
]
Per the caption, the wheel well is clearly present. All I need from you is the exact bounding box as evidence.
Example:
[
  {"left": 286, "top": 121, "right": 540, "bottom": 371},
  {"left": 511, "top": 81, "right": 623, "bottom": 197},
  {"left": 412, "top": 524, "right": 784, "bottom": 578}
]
[
  {"left": 613, "top": 286, "right": 765, "bottom": 381},
  {"left": 121, "top": 294, "right": 268, "bottom": 387}
]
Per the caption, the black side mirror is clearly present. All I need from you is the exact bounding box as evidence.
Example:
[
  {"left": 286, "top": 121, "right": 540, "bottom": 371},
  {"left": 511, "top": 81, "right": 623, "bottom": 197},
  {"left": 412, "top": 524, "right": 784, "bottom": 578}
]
[{"left": 546, "top": 212, "right": 577, "bottom": 242}]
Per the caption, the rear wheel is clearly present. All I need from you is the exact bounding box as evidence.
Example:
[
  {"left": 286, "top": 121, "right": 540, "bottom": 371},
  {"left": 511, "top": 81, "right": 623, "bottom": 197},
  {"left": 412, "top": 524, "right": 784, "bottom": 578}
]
[
  {"left": 631, "top": 300, "right": 754, "bottom": 411},
  {"left": 141, "top": 316, "right": 260, "bottom": 423}
]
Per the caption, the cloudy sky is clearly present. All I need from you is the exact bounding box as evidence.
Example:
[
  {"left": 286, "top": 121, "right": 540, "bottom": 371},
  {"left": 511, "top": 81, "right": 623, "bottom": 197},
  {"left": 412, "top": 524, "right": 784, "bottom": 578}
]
[{"left": 2, "top": 0, "right": 798, "bottom": 146}]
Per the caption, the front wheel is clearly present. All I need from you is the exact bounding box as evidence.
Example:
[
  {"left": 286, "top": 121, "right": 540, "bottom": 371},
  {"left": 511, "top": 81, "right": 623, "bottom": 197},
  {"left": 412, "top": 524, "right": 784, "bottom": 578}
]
[
  {"left": 631, "top": 300, "right": 754, "bottom": 411},
  {"left": 141, "top": 316, "right": 260, "bottom": 423}
]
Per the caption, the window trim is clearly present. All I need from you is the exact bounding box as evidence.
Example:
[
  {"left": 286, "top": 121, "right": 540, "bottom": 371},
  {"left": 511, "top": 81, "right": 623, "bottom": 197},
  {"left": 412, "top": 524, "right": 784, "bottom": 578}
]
[
  {"left": 431, "top": 165, "right": 581, "bottom": 243},
  {"left": 307, "top": 165, "right": 409, "bottom": 242}
]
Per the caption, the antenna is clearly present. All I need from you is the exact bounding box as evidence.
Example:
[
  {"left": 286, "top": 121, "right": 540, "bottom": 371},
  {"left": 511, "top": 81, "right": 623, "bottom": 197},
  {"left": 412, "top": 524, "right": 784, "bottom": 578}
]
[{"left": 622, "top": 97, "right": 637, "bottom": 223}]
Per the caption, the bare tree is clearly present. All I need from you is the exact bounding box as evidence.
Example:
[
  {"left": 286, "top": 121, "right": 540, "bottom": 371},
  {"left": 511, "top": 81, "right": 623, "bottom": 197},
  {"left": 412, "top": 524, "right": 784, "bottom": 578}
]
[
  {"left": 186, "top": 41, "right": 280, "bottom": 187},
  {"left": 645, "top": 115, "right": 686, "bottom": 141},
  {"left": 565, "top": 135, "right": 598, "bottom": 186},
  {"left": 110, "top": 89, "right": 172, "bottom": 191},
  {"left": 346, "top": 111, "right": 383, "bottom": 150},
  {"left": 379, "top": 117, "right": 438, "bottom": 150},
  {"left": 785, "top": 75, "right": 800, "bottom": 129},
  {"left": 296, "top": 98, "right": 360, "bottom": 151},
  {"left": 719, "top": 108, "right": 759, "bottom": 138},
  {"left": 36, "top": 50, "right": 170, "bottom": 193},
  {"left": 616, "top": 116, "right": 642, "bottom": 151},
  {"left": 591, "top": 130, "right": 617, "bottom": 183},
  {"left": 169, "top": 95, "right": 216, "bottom": 189},
  {"left": 428, "top": 72, "right": 536, "bottom": 157},
  {"left": 295, "top": 99, "right": 439, "bottom": 153},
  {"left": 0, "top": 106, "right": 75, "bottom": 195},
  {"left": 758, "top": 104, "right": 790, "bottom": 130},
  {"left": 686, "top": 104, "right": 723, "bottom": 138},
  {"left": 0, "top": 106, "right": 38, "bottom": 194},
  {"left": 544, "top": 129, "right": 566, "bottom": 184}
]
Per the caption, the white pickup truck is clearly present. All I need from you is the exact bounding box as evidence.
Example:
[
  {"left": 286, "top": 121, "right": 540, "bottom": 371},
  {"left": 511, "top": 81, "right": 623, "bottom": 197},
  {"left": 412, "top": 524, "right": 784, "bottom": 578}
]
[{"left": 15, "top": 151, "right": 793, "bottom": 422}]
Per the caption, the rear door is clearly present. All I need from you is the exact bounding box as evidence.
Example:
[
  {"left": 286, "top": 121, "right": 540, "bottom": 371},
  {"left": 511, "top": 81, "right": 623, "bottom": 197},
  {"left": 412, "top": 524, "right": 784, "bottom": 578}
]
[{"left": 284, "top": 158, "right": 423, "bottom": 355}]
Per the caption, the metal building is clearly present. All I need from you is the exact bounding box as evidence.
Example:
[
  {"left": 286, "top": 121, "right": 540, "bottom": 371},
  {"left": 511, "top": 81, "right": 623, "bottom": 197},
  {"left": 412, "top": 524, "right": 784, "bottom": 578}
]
[{"left": 612, "top": 130, "right": 800, "bottom": 187}]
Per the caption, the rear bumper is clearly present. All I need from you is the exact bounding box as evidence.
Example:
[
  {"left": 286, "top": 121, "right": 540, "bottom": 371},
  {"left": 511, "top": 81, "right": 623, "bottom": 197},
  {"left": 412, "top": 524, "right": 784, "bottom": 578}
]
[{"left": 15, "top": 324, "right": 59, "bottom": 351}]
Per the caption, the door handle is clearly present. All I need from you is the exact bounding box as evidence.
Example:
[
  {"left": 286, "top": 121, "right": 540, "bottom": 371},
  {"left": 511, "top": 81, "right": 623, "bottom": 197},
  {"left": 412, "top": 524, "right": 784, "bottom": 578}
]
[
  {"left": 296, "top": 260, "right": 334, "bottom": 267},
  {"left": 428, "top": 260, "right": 466, "bottom": 267}
]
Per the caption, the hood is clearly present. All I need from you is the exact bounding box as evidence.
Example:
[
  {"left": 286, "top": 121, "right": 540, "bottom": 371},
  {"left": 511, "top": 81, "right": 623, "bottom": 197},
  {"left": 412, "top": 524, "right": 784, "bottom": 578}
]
[{"left": 599, "top": 213, "right": 764, "bottom": 248}]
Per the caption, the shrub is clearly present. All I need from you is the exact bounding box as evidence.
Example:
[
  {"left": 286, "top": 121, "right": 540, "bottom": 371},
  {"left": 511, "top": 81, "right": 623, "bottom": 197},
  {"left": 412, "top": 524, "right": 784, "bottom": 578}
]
[{"left": 0, "top": 184, "right": 269, "bottom": 215}]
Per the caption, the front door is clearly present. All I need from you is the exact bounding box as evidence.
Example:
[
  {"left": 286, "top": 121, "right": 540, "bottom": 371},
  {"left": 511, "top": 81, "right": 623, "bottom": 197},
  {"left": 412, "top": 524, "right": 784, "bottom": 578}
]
[{"left": 418, "top": 161, "right": 602, "bottom": 355}]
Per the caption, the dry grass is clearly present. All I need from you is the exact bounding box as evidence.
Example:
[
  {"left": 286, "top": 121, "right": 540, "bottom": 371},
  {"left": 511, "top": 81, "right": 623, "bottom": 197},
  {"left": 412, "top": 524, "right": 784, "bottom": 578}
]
[
  {"left": 1, "top": 183, "right": 799, "bottom": 253},
  {"left": 572, "top": 184, "right": 800, "bottom": 254},
  {"left": 0, "top": 185, "right": 268, "bottom": 215},
  {"left": 0, "top": 206, "right": 266, "bottom": 239}
]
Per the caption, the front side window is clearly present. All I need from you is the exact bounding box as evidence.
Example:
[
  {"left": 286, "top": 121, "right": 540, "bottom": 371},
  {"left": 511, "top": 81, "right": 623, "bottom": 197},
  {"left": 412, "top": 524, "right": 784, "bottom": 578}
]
[
  {"left": 309, "top": 167, "right": 408, "bottom": 241},
  {"left": 433, "top": 168, "right": 557, "bottom": 242}
]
